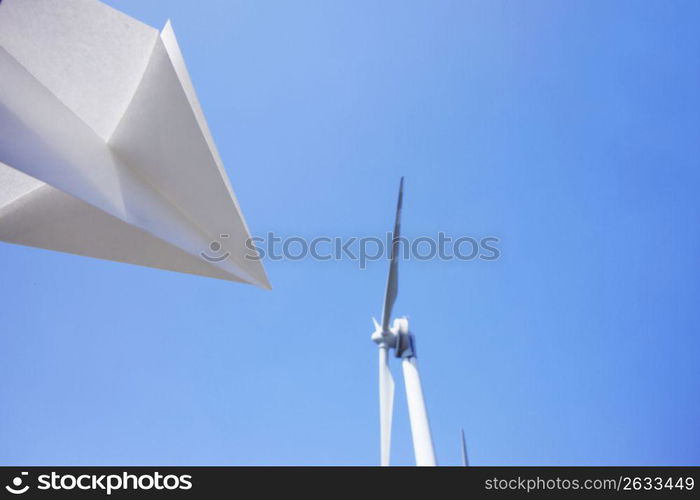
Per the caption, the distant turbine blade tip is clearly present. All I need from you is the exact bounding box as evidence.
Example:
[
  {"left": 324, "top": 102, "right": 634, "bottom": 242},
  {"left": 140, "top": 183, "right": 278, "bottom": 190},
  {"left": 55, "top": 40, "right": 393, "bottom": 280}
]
[{"left": 460, "top": 428, "right": 469, "bottom": 466}]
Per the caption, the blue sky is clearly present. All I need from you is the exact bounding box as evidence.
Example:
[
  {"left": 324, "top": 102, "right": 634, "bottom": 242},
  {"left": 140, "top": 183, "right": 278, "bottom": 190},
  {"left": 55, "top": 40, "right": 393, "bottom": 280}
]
[{"left": 1, "top": 0, "right": 699, "bottom": 465}]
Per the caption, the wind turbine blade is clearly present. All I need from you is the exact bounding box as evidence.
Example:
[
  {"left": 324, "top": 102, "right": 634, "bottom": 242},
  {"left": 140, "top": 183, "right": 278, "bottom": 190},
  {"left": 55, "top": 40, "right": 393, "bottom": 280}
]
[
  {"left": 379, "top": 346, "right": 395, "bottom": 466},
  {"left": 461, "top": 429, "right": 469, "bottom": 466},
  {"left": 402, "top": 356, "right": 437, "bottom": 466},
  {"left": 381, "top": 177, "right": 404, "bottom": 331}
]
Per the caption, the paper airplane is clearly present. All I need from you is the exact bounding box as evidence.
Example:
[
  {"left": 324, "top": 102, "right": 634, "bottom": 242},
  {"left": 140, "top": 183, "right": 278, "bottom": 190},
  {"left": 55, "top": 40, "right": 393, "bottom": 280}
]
[{"left": 0, "top": 0, "right": 270, "bottom": 289}]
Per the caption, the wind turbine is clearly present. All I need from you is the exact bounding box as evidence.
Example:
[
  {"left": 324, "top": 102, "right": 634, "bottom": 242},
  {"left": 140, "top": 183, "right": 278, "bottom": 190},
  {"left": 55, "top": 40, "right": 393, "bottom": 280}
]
[{"left": 371, "top": 177, "right": 437, "bottom": 466}]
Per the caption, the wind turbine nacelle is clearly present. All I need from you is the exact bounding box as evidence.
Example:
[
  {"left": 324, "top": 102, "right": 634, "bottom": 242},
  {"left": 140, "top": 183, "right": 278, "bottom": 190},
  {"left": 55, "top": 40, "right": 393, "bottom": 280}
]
[{"left": 393, "top": 317, "right": 416, "bottom": 359}]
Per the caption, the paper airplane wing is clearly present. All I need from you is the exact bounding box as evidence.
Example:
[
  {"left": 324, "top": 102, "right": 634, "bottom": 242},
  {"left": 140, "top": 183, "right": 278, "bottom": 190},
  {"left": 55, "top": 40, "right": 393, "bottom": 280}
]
[{"left": 0, "top": 0, "right": 270, "bottom": 288}]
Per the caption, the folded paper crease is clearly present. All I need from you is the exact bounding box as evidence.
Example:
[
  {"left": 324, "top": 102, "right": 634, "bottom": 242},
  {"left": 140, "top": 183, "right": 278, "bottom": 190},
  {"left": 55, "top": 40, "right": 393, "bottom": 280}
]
[{"left": 0, "top": 0, "right": 270, "bottom": 289}]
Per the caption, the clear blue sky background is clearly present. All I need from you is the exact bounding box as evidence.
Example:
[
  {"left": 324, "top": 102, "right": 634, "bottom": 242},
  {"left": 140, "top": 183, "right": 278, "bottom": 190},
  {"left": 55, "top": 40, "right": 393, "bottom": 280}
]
[{"left": 1, "top": 0, "right": 699, "bottom": 465}]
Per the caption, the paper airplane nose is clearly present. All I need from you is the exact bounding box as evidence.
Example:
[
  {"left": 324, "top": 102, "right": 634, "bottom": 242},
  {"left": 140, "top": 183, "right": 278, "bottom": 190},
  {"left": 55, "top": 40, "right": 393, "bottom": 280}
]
[{"left": 0, "top": 0, "right": 270, "bottom": 289}]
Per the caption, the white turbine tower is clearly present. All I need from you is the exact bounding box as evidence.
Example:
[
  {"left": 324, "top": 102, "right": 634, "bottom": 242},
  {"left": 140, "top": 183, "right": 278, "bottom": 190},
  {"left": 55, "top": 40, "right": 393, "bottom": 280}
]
[{"left": 371, "top": 177, "right": 437, "bottom": 466}]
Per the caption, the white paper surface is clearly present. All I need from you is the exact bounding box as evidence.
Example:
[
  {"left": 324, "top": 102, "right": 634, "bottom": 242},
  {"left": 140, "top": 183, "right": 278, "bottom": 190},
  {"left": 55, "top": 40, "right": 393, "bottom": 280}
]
[{"left": 0, "top": 0, "right": 270, "bottom": 288}]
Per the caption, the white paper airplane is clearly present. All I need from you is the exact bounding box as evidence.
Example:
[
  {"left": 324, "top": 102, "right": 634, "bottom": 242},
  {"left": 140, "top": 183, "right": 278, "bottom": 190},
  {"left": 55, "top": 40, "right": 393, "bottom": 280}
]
[{"left": 0, "top": 0, "right": 270, "bottom": 289}]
